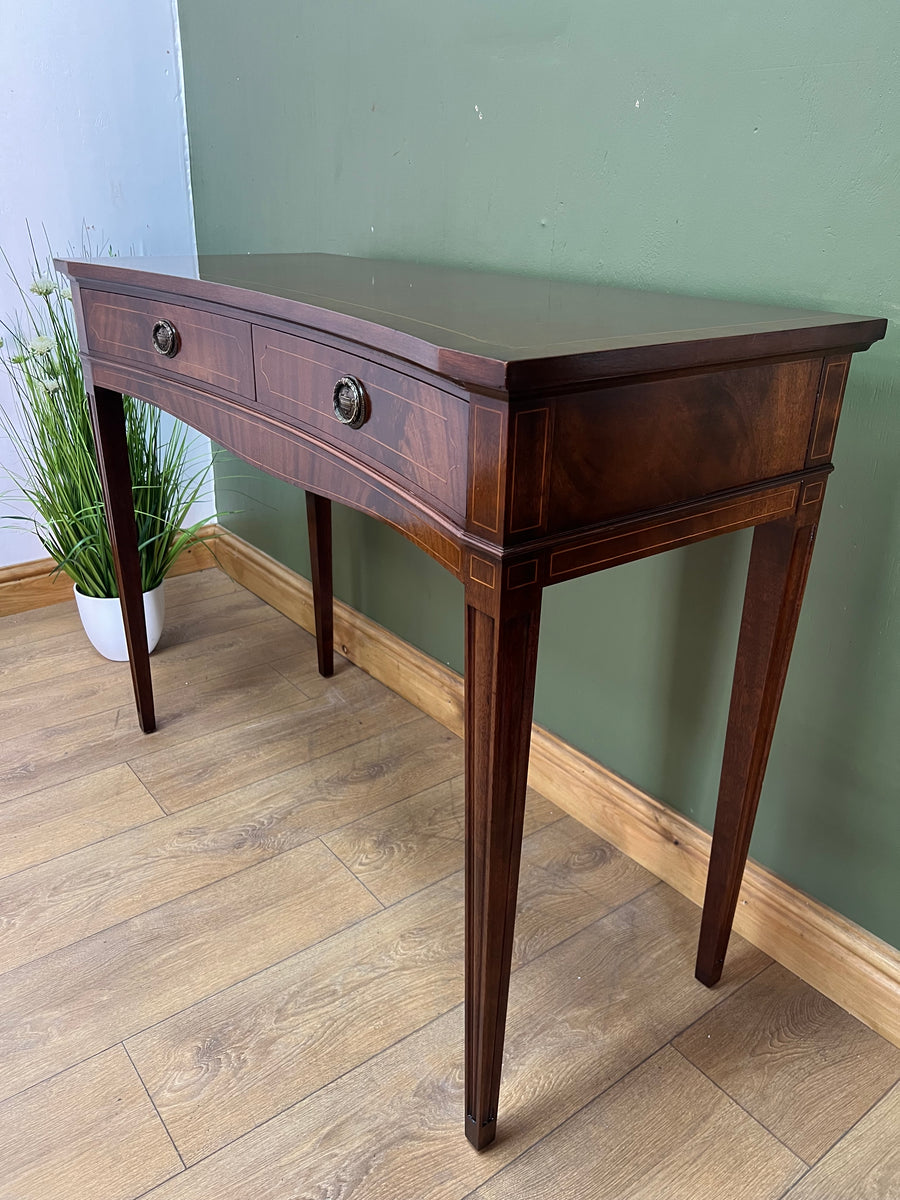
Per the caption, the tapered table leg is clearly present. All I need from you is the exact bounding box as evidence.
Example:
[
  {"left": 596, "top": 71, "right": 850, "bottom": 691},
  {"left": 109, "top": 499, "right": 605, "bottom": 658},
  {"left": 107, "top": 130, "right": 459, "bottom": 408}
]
[
  {"left": 88, "top": 387, "right": 155, "bottom": 733},
  {"left": 696, "top": 498, "right": 824, "bottom": 986},
  {"left": 464, "top": 575, "right": 542, "bottom": 1150},
  {"left": 305, "top": 492, "right": 334, "bottom": 677}
]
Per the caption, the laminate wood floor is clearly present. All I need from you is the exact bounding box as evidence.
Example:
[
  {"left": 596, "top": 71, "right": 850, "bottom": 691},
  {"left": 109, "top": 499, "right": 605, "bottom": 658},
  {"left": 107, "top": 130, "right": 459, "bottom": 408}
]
[{"left": 1, "top": 568, "right": 898, "bottom": 1200}]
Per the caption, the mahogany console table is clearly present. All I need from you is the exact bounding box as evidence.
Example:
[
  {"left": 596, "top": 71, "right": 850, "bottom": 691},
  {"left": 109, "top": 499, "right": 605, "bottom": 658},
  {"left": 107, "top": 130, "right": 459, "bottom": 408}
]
[{"left": 57, "top": 253, "right": 885, "bottom": 1149}]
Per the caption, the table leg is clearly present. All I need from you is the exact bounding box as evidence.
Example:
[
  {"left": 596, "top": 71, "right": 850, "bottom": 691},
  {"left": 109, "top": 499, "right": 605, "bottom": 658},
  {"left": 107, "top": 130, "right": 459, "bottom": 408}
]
[
  {"left": 305, "top": 492, "right": 334, "bottom": 677},
  {"left": 88, "top": 387, "right": 155, "bottom": 733},
  {"left": 464, "top": 578, "right": 542, "bottom": 1150},
  {"left": 696, "top": 501, "right": 823, "bottom": 986}
]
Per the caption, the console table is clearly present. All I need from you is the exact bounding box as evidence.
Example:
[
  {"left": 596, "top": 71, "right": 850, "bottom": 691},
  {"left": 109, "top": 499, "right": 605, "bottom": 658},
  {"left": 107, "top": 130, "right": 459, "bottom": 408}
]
[{"left": 57, "top": 252, "right": 885, "bottom": 1149}]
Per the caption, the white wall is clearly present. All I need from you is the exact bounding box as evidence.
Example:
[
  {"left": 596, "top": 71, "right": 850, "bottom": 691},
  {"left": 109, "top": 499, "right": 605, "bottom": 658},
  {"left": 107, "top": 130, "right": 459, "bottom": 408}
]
[{"left": 0, "top": 0, "right": 213, "bottom": 568}]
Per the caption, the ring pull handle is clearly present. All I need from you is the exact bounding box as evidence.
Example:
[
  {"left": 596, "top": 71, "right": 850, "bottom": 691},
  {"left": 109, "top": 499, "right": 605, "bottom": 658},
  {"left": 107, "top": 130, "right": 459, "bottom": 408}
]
[
  {"left": 151, "top": 318, "right": 180, "bottom": 358},
  {"left": 332, "top": 375, "right": 369, "bottom": 429}
]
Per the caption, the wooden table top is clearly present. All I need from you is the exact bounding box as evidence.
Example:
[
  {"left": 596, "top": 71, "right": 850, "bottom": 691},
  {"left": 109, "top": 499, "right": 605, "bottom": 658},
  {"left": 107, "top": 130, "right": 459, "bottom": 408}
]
[{"left": 58, "top": 253, "right": 886, "bottom": 392}]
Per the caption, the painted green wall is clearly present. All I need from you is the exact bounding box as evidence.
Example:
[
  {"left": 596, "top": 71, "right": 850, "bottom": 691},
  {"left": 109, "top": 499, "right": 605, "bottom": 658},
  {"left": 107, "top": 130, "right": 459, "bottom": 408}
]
[{"left": 178, "top": 1, "right": 899, "bottom": 946}]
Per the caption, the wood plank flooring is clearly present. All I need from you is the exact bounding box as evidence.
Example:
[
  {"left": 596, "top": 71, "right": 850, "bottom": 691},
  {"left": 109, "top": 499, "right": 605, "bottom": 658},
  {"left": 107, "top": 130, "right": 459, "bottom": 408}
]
[{"left": 1, "top": 567, "right": 898, "bottom": 1200}]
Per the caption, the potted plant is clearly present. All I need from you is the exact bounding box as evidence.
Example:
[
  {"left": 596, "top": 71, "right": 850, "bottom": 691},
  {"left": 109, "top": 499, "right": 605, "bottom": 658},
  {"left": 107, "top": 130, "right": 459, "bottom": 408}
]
[{"left": 1, "top": 250, "right": 217, "bottom": 660}]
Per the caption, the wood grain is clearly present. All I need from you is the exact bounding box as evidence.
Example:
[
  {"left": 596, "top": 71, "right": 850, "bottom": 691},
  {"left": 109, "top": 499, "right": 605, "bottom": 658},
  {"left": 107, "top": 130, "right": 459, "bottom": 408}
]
[
  {"left": 0, "top": 585, "right": 281, "bottom": 701},
  {"left": 0, "top": 763, "right": 161, "bottom": 878},
  {"left": 0, "top": 1046, "right": 183, "bottom": 1200},
  {"left": 0, "top": 714, "right": 459, "bottom": 973},
  {"left": 82, "top": 290, "right": 254, "bottom": 398},
  {"left": 0, "top": 842, "right": 378, "bottom": 1102},
  {"left": 0, "top": 611, "right": 312, "bottom": 743},
  {"left": 508, "top": 817, "right": 658, "bottom": 969},
  {"left": 674, "top": 962, "right": 900, "bottom": 1164},
  {"left": 1, "top": 575, "right": 895, "bottom": 1197},
  {"left": 0, "top": 581, "right": 278, "bottom": 699},
  {"left": 126, "top": 815, "right": 654, "bottom": 1164},
  {"left": 151, "top": 580, "right": 287, "bottom": 644},
  {"left": 322, "top": 777, "right": 561, "bottom": 905},
  {"left": 785, "top": 1082, "right": 900, "bottom": 1199},
  {"left": 255, "top": 326, "right": 469, "bottom": 515},
  {"left": 127, "top": 872, "right": 469, "bottom": 1165},
  {"left": 549, "top": 359, "right": 819, "bottom": 531},
  {"left": 58, "top": 252, "right": 886, "bottom": 392},
  {"left": 473, "top": 1045, "right": 803, "bottom": 1200},
  {"left": 180, "top": 715, "right": 460, "bottom": 832},
  {"left": 0, "top": 589, "right": 89, "bottom": 646},
  {"left": 128, "top": 886, "right": 769, "bottom": 1200},
  {"left": 92, "top": 355, "right": 467, "bottom": 577},
  {"left": 0, "top": 662, "right": 308, "bottom": 804},
  {"left": 157, "top": 608, "right": 309, "bottom": 670},
  {"left": 129, "top": 669, "right": 422, "bottom": 812},
  {"left": 0, "top": 624, "right": 120, "bottom": 695},
  {"left": 0, "top": 788, "right": 317, "bottom": 974}
]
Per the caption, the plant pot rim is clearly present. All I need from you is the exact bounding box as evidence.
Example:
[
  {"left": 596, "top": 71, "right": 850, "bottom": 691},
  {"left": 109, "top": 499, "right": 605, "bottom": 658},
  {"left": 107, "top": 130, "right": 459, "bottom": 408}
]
[{"left": 73, "top": 581, "right": 164, "bottom": 600}]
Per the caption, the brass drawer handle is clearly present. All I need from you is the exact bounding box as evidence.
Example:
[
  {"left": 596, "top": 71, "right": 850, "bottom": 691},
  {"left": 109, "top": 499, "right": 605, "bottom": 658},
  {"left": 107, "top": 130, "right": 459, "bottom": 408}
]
[
  {"left": 332, "top": 375, "right": 369, "bottom": 429},
  {"left": 151, "top": 318, "right": 180, "bottom": 358}
]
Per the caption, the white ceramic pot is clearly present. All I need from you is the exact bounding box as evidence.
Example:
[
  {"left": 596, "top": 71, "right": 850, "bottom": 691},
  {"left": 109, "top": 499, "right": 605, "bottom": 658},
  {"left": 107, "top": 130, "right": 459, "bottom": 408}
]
[{"left": 74, "top": 582, "right": 166, "bottom": 661}]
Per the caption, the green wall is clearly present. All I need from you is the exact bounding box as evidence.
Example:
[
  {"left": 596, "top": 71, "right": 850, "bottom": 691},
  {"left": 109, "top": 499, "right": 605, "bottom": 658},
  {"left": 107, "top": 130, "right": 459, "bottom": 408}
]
[{"left": 178, "top": 1, "right": 899, "bottom": 947}]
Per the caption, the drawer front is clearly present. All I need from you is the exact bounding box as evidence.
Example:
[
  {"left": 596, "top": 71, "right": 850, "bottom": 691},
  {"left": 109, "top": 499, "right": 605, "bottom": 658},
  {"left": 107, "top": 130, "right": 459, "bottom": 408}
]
[
  {"left": 254, "top": 327, "right": 468, "bottom": 515},
  {"left": 81, "top": 290, "right": 254, "bottom": 400}
]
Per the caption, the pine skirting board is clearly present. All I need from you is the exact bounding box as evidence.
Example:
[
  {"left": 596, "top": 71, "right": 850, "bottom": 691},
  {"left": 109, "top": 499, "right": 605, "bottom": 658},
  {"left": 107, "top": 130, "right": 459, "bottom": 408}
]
[
  {"left": 0, "top": 531, "right": 218, "bottom": 619},
  {"left": 5, "top": 525, "right": 898, "bottom": 1047}
]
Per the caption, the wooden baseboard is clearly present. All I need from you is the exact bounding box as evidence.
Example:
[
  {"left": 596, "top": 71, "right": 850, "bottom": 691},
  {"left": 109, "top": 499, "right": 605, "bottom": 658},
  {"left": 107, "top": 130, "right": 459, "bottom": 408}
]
[
  {"left": 0, "top": 527, "right": 219, "bottom": 618},
  {"left": 211, "top": 525, "right": 900, "bottom": 1048}
]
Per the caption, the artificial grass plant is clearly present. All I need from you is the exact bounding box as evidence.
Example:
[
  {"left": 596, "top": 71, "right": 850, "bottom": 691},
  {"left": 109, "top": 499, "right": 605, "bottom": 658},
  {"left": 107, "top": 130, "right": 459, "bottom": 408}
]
[{"left": 1, "top": 248, "right": 216, "bottom": 597}]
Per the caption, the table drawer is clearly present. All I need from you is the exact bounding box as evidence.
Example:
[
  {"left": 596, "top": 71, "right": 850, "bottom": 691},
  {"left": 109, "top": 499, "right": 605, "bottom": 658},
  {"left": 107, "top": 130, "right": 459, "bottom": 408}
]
[
  {"left": 254, "top": 326, "right": 469, "bottom": 515},
  {"left": 81, "top": 290, "right": 254, "bottom": 400}
]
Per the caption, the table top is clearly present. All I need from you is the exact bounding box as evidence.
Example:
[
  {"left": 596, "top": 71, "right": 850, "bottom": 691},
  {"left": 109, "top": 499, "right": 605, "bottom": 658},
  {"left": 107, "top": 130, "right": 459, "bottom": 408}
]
[{"left": 58, "top": 253, "right": 886, "bottom": 392}]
